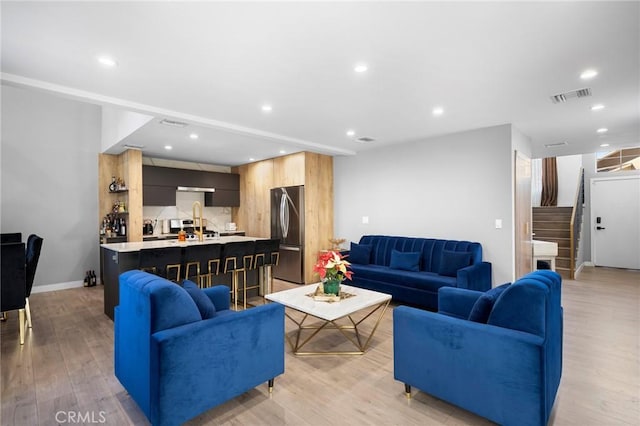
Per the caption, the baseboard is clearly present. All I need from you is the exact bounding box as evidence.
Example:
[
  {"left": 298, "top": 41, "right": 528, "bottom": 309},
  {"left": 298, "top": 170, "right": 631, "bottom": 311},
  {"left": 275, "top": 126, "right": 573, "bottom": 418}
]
[
  {"left": 574, "top": 262, "right": 593, "bottom": 278},
  {"left": 31, "top": 278, "right": 102, "bottom": 294}
]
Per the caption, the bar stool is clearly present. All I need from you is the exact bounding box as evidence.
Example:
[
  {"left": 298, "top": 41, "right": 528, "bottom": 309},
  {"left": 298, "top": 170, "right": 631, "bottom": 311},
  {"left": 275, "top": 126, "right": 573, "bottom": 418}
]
[
  {"left": 138, "top": 247, "right": 182, "bottom": 282},
  {"left": 184, "top": 244, "right": 222, "bottom": 288},
  {"left": 253, "top": 238, "right": 280, "bottom": 296},
  {"left": 221, "top": 241, "right": 256, "bottom": 310}
]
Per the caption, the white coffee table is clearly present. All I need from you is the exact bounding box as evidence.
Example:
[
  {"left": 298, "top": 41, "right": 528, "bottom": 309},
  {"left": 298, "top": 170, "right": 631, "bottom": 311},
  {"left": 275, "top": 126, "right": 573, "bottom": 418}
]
[{"left": 265, "top": 284, "right": 392, "bottom": 356}]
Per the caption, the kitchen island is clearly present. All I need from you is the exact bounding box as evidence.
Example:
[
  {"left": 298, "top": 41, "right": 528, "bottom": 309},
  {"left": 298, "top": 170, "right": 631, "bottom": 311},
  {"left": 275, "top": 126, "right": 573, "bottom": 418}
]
[{"left": 101, "top": 236, "right": 264, "bottom": 320}]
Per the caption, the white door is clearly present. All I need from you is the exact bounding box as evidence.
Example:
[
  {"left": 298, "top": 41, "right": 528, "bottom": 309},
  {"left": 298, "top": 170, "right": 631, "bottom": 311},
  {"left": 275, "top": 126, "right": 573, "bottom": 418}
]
[{"left": 591, "top": 176, "right": 640, "bottom": 269}]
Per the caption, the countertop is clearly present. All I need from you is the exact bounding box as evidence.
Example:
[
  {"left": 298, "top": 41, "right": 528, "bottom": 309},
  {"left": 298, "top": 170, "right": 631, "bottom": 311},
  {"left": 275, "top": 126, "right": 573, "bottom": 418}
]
[{"left": 101, "top": 235, "right": 262, "bottom": 253}]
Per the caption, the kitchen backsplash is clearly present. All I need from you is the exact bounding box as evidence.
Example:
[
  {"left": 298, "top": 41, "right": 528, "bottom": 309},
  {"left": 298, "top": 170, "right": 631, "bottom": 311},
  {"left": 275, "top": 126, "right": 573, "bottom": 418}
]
[{"left": 143, "top": 191, "right": 232, "bottom": 235}]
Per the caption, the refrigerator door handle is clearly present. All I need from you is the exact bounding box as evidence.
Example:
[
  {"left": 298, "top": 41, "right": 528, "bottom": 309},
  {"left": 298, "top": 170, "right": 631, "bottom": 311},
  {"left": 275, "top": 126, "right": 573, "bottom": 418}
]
[{"left": 280, "top": 193, "right": 289, "bottom": 239}]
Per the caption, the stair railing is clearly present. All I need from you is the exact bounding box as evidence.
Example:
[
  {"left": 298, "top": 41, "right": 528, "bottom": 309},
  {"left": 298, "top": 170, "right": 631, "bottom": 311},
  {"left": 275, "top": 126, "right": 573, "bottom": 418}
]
[{"left": 569, "top": 168, "right": 585, "bottom": 279}]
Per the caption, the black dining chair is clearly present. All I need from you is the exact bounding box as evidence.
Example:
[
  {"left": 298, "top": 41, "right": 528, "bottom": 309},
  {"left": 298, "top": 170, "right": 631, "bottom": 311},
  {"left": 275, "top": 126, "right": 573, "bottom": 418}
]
[
  {"left": 24, "top": 234, "right": 44, "bottom": 329},
  {"left": 1, "top": 242, "right": 27, "bottom": 344},
  {"left": 1, "top": 232, "right": 22, "bottom": 244}
]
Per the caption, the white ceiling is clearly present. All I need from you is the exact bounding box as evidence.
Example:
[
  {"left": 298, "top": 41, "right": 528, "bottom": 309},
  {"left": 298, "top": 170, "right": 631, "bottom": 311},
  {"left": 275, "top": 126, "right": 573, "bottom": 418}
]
[{"left": 2, "top": 2, "right": 638, "bottom": 165}]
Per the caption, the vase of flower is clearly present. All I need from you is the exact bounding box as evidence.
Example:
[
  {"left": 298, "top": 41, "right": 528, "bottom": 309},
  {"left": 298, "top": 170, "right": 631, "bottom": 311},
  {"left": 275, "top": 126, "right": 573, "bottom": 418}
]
[
  {"left": 322, "top": 277, "right": 342, "bottom": 296},
  {"left": 314, "top": 250, "right": 354, "bottom": 297}
]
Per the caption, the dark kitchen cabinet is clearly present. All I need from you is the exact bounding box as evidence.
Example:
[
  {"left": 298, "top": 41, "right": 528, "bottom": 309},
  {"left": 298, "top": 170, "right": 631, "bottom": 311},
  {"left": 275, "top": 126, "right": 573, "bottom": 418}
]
[
  {"left": 143, "top": 185, "right": 177, "bottom": 206},
  {"left": 204, "top": 189, "right": 240, "bottom": 207},
  {"left": 142, "top": 166, "right": 240, "bottom": 206}
]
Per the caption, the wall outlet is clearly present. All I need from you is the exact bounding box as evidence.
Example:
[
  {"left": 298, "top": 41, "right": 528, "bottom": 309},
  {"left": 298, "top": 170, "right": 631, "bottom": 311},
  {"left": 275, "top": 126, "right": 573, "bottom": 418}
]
[
  {"left": 362, "top": 216, "right": 369, "bottom": 224},
  {"left": 495, "top": 219, "right": 502, "bottom": 229}
]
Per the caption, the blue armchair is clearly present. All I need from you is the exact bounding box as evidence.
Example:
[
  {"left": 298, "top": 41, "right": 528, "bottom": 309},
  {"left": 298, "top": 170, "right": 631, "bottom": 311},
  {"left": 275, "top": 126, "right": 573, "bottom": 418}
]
[
  {"left": 115, "top": 270, "right": 285, "bottom": 426},
  {"left": 394, "top": 270, "right": 562, "bottom": 426}
]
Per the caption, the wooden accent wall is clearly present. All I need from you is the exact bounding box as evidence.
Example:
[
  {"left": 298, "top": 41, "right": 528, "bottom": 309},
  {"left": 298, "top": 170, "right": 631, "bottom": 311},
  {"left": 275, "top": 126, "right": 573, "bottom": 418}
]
[
  {"left": 121, "top": 150, "right": 143, "bottom": 242},
  {"left": 232, "top": 151, "right": 334, "bottom": 283},
  {"left": 98, "top": 150, "right": 143, "bottom": 242}
]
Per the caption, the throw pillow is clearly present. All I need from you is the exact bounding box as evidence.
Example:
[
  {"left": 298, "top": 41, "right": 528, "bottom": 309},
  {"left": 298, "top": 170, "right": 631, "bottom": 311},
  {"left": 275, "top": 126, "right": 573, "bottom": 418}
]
[
  {"left": 438, "top": 250, "right": 473, "bottom": 277},
  {"left": 349, "top": 242, "right": 372, "bottom": 265},
  {"left": 181, "top": 280, "right": 216, "bottom": 319},
  {"left": 468, "top": 283, "right": 510, "bottom": 323},
  {"left": 389, "top": 250, "right": 421, "bottom": 272}
]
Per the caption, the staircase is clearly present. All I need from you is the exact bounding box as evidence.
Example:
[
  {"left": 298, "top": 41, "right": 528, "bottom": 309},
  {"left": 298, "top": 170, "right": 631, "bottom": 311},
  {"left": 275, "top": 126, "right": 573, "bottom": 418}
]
[{"left": 533, "top": 207, "right": 573, "bottom": 279}]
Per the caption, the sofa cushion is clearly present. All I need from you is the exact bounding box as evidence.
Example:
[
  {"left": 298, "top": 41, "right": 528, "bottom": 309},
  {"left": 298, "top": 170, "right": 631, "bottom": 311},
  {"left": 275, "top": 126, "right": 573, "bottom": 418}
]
[
  {"left": 389, "top": 250, "right": 421, "bottom": 272},
  {"left": 349, "top": 264, "right": 456, "bottom": 292},
  {"left": 182, "top": 280, "right": 216, "bottom": 319},
  {"left": 468, "top": 283, "right": 510, "bottom": 323},
  {"left": 438, "top": 250, "right": 472, "bottom": 277},
  {"left": 349, "top": 242, "right": 372, "bottom": 265}
]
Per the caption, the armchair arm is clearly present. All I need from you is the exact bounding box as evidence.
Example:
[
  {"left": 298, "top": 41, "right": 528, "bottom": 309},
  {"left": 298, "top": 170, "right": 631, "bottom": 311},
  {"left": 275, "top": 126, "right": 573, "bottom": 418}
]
[
  {"left": 457, "top": 261, "right": 492, "bottom": 291},
  {"left": 438, "top": 287, "right": 483, "bottom": 319},
  {"left": 203, "top": 285, "right": 230, "bottom": 311},
  {"left": 151, "top": 303, "right": 285, "bottom": 424},
  {"left": 393, "top": 305, "right": 546, "bottom": 425}
]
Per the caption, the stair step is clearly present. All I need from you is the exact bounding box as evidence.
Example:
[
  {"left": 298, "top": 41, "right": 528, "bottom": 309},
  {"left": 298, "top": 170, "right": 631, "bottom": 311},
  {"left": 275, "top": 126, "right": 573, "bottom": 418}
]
[
  {"left": 533, "top": 221, "right": 570, "bottom": 230},
  {"left": 533, "top": 214, "right": 572, "bottom": 222},
  {"left": 533, "top": 206, "right": 573, "bottom": 213},
  {"left": 555, "top": 267, "right": 571, "bottom": 279},
  {"left": 555, "top": 257, "right": 572, "bottom": 269},
  {"left": 557, "top": 247, "right": 570, "bottom": 258},
  {"left": 534, "top": 229, "right": 570, "bottom": 239}
]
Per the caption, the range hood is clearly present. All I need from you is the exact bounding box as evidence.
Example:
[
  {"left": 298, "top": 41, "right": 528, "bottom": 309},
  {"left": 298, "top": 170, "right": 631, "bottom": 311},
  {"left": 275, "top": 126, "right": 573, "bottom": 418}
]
[{"left": 177, "top": 186, "right": 216, "bottom": 193}]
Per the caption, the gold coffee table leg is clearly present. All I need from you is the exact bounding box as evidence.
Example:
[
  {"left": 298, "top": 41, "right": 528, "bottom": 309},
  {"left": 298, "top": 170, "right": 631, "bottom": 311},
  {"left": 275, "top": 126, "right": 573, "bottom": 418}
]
[{"left": 284, "top": 299, "right": 390, "bottom": 356}]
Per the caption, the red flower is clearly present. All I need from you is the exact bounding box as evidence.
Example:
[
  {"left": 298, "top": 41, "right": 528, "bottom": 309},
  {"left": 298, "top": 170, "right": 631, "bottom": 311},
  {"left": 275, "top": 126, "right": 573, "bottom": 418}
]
[{"left": 313, "top": 250, "right": 353, "bottom": 281}]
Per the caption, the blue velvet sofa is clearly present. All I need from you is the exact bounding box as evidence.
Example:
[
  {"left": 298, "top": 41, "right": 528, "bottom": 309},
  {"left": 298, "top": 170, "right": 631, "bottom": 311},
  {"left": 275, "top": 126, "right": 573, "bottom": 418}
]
[
  {"left": 345, "top": 235, "right": 492, "bottom": 310},
  {"left": 115, "top": 270, "right": 285, "bottom": 426},
  {"left": 394, "top": 270, "right": 563, "bottom": 426}
]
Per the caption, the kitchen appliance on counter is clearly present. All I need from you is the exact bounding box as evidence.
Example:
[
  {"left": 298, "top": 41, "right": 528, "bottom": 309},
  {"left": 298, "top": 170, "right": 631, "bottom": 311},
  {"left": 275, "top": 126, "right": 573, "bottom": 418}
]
[
  {"left": 169, "top": 218, "right": 208, "bottom": 234},
  {"left": 143, "top": 219, "right": 155, "bottom": 235},
  {"left": 271, "top": 185, "right": 304, "bottom": 284}
]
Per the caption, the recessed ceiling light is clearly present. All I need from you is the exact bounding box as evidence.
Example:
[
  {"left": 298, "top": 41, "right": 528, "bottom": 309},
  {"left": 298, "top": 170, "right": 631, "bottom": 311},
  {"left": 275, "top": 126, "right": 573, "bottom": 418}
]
[
  {"left": 591, "top": 104, "right": 605, "bottom": 111},
  {"left": 279, "top": 150, "right": 286, "bottom": 154},
  {"left": 580, "top": 69, "right": 598, "bottom": 80},
  {"left": 189, "top": 133, "right": 199, "bottom": 140},
  {"left": 164, "top": 145, "right": 172, "bottom": 150},
  {"left": 159, "top": 119, "right": 188, "bottom": 128},
  {"left": 346, "top": 130, "right": 355, "bottom": 137},
  {"left": 97, "top": 56, "right": 117, "bottom": 67},
  {"left": 354, "top": 63, "right": 368, "bottom": 73},
  {"left": 262, "top": 104, "right": 273, "bottom": 112},
  {"left": 249, "top": 158, "right": 255, "bottom": 162},
  {"left": 597, "top": 128, "right": 608, "bottom": 133},
  {"left": 600, "top": 143, "right": 610, "bottom": 147},
  {"left": 432, "top": 107, "right": 444, "bottom": 116}
]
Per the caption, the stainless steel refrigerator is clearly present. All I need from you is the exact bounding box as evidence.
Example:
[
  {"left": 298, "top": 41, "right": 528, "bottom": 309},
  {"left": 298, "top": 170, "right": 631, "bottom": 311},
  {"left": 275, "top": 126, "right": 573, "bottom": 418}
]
[{"left": 271, "top": 185, "right": 304, "bottom": 284}]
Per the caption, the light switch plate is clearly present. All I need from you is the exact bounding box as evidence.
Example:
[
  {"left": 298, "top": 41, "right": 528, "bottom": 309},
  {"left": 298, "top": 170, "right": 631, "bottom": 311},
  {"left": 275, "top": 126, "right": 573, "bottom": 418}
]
[
  {"left": 495, "top": 219, "right": 502, "bottom": 229},
  {"left": 362, "top": 216, "right": 369, "bottom": 224}
]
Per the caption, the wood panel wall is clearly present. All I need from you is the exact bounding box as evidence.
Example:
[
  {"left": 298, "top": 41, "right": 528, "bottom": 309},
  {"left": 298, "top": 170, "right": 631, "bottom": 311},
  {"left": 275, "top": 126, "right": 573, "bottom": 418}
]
[
  {"left": 98, "top": 150, "right": 143, "bottom": 242},
  {"left": 232, "top": 151, "right": 334, "bottom": 283}
]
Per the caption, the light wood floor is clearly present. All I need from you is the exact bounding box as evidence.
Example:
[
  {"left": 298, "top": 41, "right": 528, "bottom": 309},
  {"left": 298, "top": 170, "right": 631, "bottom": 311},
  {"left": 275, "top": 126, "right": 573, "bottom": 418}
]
[{"left": 1, "top": 266, "right": 638, "bottom": 425}]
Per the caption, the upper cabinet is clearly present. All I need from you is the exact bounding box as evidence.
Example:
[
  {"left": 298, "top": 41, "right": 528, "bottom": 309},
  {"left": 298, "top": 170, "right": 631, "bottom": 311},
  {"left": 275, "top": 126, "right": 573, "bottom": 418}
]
[{"left": 142, "top": 166, "right": 240, "bottom": 206}]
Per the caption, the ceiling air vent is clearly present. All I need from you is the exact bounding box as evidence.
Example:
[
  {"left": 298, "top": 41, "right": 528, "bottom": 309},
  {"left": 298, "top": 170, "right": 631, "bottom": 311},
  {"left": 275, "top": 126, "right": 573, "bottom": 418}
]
[
  {"left": 544, "top": 141, "right": 569, "bottom": 148},
  {"left": 123, "top": 143, "right": 145, "bottom": 150},
  {"left": 550, "top": 88, "right": 592, "bottom": 104},
  {"left": 356, "top": 136, "right": 376, "bottom": 143},
  {"left": 159, "top": 119, "right": 188, "bottom": 127}
]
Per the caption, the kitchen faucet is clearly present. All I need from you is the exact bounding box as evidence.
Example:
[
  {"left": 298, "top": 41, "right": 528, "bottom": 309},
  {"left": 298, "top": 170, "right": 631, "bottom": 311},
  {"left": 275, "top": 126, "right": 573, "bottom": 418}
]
[{"left": 192, "top": 201, "right": 204, "bottom": 242}]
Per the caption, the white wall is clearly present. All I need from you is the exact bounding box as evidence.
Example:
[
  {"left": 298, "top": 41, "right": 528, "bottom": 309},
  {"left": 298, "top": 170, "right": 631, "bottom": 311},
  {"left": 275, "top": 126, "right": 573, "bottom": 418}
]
[
  {"left": 334, "top": 124, "right": 516, "bottom": 285},
  {"left": 1, "top": 85, "right": 101, "bottom": 288},
  {"left": 556, "top": 154, "right": 583, "bottom": 206}
]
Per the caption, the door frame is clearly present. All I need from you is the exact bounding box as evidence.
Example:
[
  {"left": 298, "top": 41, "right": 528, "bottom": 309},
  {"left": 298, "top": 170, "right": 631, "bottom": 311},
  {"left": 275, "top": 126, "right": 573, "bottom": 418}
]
[{"left": 514, "top": 151, "right": 533, "bottom": 279}]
